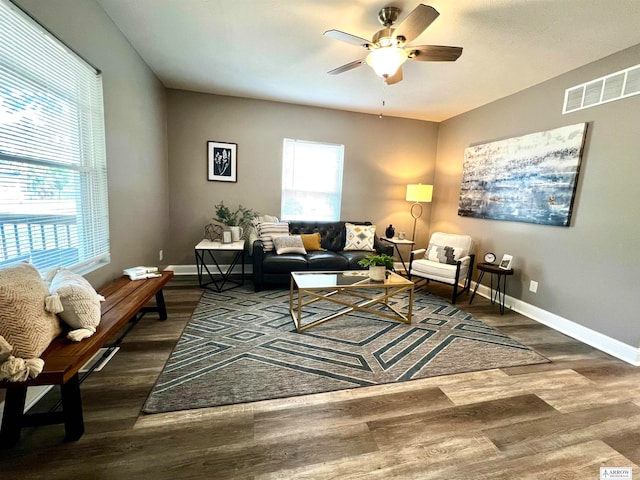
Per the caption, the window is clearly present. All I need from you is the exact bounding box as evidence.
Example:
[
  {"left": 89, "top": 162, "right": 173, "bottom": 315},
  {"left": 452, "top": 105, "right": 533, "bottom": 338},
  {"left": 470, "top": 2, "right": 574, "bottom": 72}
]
[
  {"left": 0, "top": 0, "right": 109, "bottom": 274},
  {"left": 281, "top": 138, "right": 344, "bottom": 221}
]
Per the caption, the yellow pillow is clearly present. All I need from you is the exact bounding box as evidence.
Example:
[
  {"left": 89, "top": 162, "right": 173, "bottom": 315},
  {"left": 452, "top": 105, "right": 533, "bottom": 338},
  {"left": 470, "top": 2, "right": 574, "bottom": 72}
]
[{"left": 300, "top": 233, "right": 323, "bottom": 251}]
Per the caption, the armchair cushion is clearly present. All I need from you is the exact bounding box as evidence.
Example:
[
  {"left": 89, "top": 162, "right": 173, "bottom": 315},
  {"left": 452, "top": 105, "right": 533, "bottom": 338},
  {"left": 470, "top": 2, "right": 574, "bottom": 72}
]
[
  {"left": 410, "top": 257, "right": 471, "bottom": 284},
  {"left": 429, "top": 232, "right": 473, "bottom": 256}
]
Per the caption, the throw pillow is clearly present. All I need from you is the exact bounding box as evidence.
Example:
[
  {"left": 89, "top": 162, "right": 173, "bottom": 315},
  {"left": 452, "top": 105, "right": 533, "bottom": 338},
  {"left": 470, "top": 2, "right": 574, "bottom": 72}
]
[
  {"left": 273, "top": 235, "right": 307, "bottom": 255},
  {"left": 425, "top": 244, "right": 464, "bottom": 265},
  {"left": 48, "top": 268, "right": 104, "bottom": 342},
  {"left": 0, "top": 263, "right": 62, "bottom": 381},
  {"left": 256, "top": 221, "right": 290, "bottom": 252},
  {"left": 344, "top": 223, "right": 376, "bottom": 251},
  {"left": 299, "top": 232, "right": 324, "bottom": 251},
  {"left": 247, "top": 215, "right": 279, "bottom": 255}
]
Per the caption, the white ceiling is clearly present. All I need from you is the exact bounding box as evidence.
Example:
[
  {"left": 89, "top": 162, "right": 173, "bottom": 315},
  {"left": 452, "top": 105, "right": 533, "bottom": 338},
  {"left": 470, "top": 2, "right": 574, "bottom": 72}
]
[{"left": 96, "top": 0, "right": 640, "bottom": 122}]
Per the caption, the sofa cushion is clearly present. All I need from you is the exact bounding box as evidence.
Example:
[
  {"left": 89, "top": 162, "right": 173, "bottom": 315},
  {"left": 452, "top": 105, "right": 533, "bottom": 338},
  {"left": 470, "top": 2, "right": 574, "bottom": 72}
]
[
  {"left": 273, "top": 235, "right": 306, "bottom": 255},
  {"left": 306, "top": 251, "right": 349, "bottom": 270},
  {"left": 338, "top": 250, "right": 372, "bottom": 270},
  {"left": 289, "top": 221, "right": 346, "bottom": 252},
  {"left": 344, "top": 223, "right": 376, "bottom": 251},
  {"left": 262, "top": 252, "right": 308, "bottom": 273}
]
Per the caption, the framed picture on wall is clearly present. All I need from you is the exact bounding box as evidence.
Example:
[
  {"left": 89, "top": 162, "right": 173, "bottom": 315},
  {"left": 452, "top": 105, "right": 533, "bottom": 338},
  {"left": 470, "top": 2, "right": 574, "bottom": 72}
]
[{"left": 207, "top": 141, "right": 237, "bottom": 182}]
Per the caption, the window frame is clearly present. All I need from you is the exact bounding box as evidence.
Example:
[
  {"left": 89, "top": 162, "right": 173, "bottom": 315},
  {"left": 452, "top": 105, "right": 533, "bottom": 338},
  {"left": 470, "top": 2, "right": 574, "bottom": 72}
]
[
  {"left": 0, "top": 0, "right": 110, "bottom": 274},
  {"left": 281, "top": 138, "right": 344, "bottom": 222}
]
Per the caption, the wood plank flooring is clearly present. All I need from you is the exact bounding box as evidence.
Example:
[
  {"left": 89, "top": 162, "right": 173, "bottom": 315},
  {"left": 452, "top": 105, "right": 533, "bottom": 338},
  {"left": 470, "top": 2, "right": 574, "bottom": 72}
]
[{"left": 1, "top": 277, "right": 639, "bottom": 479}]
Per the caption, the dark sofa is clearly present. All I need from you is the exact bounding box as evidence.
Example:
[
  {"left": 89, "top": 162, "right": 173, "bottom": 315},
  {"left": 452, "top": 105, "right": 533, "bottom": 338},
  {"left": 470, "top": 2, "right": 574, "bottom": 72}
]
[{"left": 251, "top": 221, "right": 393, "bottom": 291}]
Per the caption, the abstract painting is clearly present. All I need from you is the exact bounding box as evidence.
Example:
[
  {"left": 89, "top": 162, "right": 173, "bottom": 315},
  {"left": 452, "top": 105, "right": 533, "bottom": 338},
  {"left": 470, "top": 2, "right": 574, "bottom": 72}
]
[{"left": 458, "top": 123, "right": 587, "bottom": 226}]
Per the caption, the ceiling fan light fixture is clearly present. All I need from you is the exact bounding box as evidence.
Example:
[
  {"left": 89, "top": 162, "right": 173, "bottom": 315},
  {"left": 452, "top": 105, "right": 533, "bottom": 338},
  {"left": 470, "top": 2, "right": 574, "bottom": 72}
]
[{"left": 365, "top": 46, "right": 408, "bottom": 78}]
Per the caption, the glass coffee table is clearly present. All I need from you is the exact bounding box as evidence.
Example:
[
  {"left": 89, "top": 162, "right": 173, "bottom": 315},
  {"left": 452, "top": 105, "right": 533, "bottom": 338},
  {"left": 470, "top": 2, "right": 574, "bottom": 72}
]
[{"left": 289, "top": 270, "right": 415, "bottom": 333}]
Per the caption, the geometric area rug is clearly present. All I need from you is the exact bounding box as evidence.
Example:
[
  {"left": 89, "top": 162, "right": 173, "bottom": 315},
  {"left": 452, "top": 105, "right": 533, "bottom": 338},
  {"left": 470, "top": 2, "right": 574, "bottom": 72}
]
[{"left": 143, "top": 285, "right": 549, "bottom": 414}]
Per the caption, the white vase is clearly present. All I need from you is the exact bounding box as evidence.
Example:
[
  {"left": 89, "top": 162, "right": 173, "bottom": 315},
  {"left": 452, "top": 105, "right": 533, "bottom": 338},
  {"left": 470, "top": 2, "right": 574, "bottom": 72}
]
[
  {"left": 369, "top": 265, "right": 386, "bottom": 281},
  {"left": 229, "top": 226, "right": 244, "bottom": 242}
]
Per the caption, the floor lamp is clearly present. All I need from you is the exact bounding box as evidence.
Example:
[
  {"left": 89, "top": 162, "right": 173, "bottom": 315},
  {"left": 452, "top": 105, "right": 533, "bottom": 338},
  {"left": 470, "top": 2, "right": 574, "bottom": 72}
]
[{"left": 406, "top": 184, "right": 433, "bottom": 242}]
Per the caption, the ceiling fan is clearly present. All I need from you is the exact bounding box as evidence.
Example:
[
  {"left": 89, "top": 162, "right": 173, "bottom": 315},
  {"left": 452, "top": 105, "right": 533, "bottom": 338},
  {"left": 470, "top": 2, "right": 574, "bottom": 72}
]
[{"left": 324, "top": 4, "right": 462, "bottom": 85}]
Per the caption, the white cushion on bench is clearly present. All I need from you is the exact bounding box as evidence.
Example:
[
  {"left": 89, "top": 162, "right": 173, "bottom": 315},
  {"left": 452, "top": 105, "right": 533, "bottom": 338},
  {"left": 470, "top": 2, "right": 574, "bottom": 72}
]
[{"left": 48, "top": 268, "right": 104, "bottom": 342}]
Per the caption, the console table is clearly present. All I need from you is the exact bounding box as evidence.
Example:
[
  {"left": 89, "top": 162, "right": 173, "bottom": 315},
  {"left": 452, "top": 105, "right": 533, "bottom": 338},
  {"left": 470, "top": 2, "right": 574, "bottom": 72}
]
[
  {"left": 468, "top": 262, "right": 514, "bottom": 314},
  {"left": 195, "top": 239, "right": 245, "bottom": 292}
]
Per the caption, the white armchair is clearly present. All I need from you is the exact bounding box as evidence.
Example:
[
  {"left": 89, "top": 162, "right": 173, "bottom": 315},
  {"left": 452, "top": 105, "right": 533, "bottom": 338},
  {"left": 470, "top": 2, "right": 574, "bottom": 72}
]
[{"left": 408, "top": 232, "right": 475, "bottom": 304}]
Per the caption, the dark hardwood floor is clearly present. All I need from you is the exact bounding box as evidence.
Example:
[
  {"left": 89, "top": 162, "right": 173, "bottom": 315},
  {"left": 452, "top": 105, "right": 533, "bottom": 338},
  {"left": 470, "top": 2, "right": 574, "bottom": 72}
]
[{"left": 1, "top": 277, "right": 639, "bottom": 479}]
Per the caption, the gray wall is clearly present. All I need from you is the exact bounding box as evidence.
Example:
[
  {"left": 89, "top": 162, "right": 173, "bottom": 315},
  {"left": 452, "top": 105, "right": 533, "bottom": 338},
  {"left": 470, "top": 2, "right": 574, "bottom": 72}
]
[
  {"left": 12, "top": 1, "right": 639, "bottom": 350},
  {"left": 166, "top": 90, "right": 439, "bottom": 265},
  {"left": 434, "top": 44, "right": 640, "bottom": 347},
  {"left": 15, "top": 0, "right": 169, "bottom": 289}
]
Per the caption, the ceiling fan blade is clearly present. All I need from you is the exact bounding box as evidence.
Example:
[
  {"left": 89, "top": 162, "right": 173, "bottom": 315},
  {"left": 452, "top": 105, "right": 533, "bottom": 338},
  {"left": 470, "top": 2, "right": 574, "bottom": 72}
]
[
  {"left": 409, "top": 45, "right": 463, "bottom": 62},
  {"left": 328, "top": 58, "right": 366, "bottom": 75},
  {"left": 385, "top": 67, "right": 403, "bottom": 85},
  {"left": 393, "top": 4, "right": 440, "bottom": 44},
  {"left": 324, "top": 29, "right": 371, "bottom": 48}
]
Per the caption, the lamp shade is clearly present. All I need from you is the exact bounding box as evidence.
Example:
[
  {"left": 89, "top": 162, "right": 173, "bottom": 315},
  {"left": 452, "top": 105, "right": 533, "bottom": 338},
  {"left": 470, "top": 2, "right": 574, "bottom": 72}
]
[
  {"left": 406, "top": 184, "right": 433, "bottom": 203},
  {"left": 366, "top": 47, "right": 409, "bottom": 78}
]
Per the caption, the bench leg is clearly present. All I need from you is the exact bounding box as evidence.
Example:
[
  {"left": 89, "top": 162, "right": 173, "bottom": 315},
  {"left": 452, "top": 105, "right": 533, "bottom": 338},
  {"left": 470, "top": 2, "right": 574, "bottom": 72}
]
[
  {"left": 61, "top": 374, "right": 84, "bottom": 442},
  {"left": 0, "top": 386, "right": 27, "bottom": 448},
  {"left": 155, "top": 289, "right": 168, "bottom": 320}
]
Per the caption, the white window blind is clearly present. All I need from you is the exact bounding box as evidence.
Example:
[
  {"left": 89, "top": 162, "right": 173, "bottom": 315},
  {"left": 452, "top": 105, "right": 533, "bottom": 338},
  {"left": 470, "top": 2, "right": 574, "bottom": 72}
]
[
  {"left": 0, "top": 0, "right": 109, "bottom": 274},
  {"left": 281, "top": 138, "right": 344, "bottom": 221}
]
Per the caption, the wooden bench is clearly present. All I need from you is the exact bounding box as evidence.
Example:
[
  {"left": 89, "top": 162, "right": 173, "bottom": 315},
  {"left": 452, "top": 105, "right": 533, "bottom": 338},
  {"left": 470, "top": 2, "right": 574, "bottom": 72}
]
[{"left": 0, "top": 270, "right": 174, "bottom": 448}]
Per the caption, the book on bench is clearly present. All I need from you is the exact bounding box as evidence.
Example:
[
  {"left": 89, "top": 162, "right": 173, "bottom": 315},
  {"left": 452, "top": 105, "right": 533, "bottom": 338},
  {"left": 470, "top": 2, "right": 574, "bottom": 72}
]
[{"left": 123, "top": 266, "right": 161, "bottom": 280}]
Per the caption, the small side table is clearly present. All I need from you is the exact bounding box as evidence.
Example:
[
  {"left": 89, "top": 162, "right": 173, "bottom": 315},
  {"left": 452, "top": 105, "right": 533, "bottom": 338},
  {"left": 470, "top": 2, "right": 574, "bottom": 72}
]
[
  {"left": 381, "top": 237, "right": 416, "bottom": 275},
  {"left": 469, "top": 262, "right": 514, "bottom": 314},
  {"left": 195, "top": 239, "right": 245, "bottom": 292}
]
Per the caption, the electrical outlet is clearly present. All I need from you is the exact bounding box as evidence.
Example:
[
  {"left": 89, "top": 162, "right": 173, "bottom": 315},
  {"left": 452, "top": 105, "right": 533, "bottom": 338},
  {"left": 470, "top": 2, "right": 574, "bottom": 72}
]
[
  {"left": 529, "top": 280, "right": 538, "bottom": 293},
  {"left": 159, "top": 249, "right": 163, "bottom": 262}
]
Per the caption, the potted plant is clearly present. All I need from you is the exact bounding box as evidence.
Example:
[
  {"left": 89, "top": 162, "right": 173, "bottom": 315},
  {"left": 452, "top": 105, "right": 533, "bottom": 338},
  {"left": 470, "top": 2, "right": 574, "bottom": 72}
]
[
  {"left": 205, "top": 201, "right": 259, "bottom": 241},
  {"left": 358, "top": 253, "right": 395, "bottom": 281}
]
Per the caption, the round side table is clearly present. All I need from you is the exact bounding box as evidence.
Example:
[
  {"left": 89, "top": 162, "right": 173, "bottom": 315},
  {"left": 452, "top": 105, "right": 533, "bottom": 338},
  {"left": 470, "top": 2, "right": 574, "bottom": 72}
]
[{"left": 469, "top": 262, "right": 514, "bottom": 314}]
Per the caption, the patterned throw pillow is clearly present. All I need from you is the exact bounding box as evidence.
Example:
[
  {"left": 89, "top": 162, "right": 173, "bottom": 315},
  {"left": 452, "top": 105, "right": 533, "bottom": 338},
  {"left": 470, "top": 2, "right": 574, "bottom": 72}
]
[
  {"left": 425, "top": 244, "right": 464, "bottom": 265},
  {"left": 299, "top": 232, "right": 323, "bottom": 251},
  {"left": 256, "top": 221, "right": 290, "bottom": 252},
  {"left": 247, "top": 215, "right": 280, "bottom": 255},
  {"left": 344, "top": 223, "right": 376, "bottom": 251},
  {"left": 0, "top": 263, "right": 62, "bottom": 381},
  {"left": 273, "top": 235, "right": 307, "bottom": 255}
]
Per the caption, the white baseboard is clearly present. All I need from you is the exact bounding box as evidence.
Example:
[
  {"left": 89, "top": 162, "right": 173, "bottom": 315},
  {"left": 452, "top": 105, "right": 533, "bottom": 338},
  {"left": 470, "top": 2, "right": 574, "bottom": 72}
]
[{"left": 472, "top": 282, "right": 640, "bottom": 366}]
